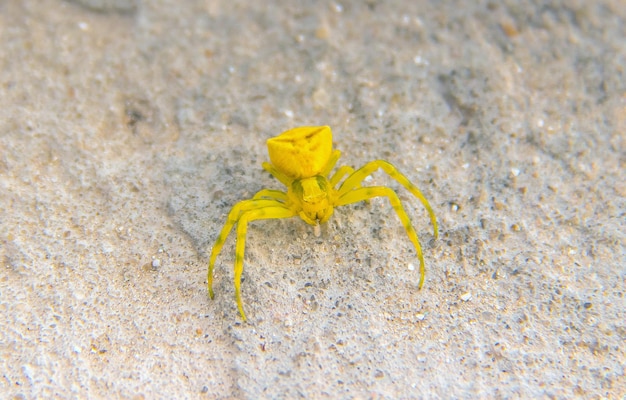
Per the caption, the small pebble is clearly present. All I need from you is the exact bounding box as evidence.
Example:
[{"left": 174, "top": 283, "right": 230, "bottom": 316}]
[{"left": 460, "top": 292, "right": 472, "bottom": 302}]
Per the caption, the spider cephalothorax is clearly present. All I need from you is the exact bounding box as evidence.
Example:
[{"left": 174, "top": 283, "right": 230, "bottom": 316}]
[{"left": 208, "top": 126, "right": 438, "bottom": 321}]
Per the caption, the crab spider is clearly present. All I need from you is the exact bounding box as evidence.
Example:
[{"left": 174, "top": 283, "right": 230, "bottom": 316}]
[{"left": 208, "top": 126, "right": 438, "bottom": 321}]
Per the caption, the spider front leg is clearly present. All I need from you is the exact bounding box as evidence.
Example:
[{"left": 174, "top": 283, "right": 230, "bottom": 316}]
[
  {"left": 233, "top": 206, "right": 295, "bottom": 320},
  {"left": 337, "top": 186, "right": 429, "bottom": 288},
  {"left": 330, "top": 165, "right": 372, "bottom": 205},
  {"left": 329, "top": 165, "right": 356, "bottom": 187},
  {"left": 338, "top": 160, "right": 438, "bottom": 238},
  {"left": 252, "top": 189, "right": 288, "bottom": 202},
  {"left": 208, "top": 198, "right": 287, "bottom": 299}
]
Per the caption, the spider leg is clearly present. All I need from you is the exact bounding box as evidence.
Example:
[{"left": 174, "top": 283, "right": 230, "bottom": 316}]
[
  {"left": 234, "top": 206, "right": 295, "bottom": 320},
  {"left": 329, "top": 165, "right": 356, "bottom": 188},
  {"left": 330, "top": 165, "right": 372, "bottom": 205},
  {"left": 337, "top": 186, "right": 428, "bottom": 288},
  {"left": 262, "top": 162, "right": 291, "bottom": 186},
  {"left": 320, "top": 149, "right": 341, "bottom": 177},
  {"left": 338, "top": 160, "right": 438, "bottom": 239},
  {"left": 252, "top": 189, "right": 288, "bottom": 202},
  {"left": 208, "top": 199, "right": 287, "bottom": 300}
]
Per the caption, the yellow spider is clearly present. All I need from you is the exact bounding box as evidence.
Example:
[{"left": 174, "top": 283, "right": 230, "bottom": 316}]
[{"left": 208, "top": 126, "right": 438, "bottom": 321}]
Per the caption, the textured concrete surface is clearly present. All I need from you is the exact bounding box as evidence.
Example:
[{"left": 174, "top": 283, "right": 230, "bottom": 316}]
[{"left": 1, "top": 0, "right": 624, "bottom": 398}]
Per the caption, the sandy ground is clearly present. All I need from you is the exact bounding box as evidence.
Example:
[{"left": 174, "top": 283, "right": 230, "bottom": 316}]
[{"left": 1, "top": 0, "right": 624, "bottom": 398}]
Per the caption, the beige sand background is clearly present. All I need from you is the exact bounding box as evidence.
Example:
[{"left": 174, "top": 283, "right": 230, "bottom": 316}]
[{"left": 1, "top": 0, "right": 624, "bottom": 398}]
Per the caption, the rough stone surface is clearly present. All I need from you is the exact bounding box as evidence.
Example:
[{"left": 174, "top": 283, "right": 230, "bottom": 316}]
[{"left": 1, "top": 0, "right": 624, "bottom": 398}]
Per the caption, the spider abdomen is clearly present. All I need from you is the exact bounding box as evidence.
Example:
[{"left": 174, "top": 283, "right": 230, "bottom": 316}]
[{"left": 266, "top": 126, "right": 333, "bottom": 179}]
